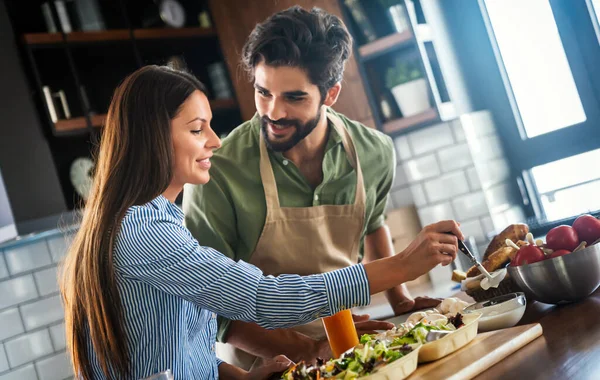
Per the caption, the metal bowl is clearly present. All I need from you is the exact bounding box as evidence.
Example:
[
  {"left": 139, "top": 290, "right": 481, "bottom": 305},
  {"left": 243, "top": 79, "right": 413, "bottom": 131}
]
[{"left": 508, "top": 243, "right": 600, "bottom": 304}]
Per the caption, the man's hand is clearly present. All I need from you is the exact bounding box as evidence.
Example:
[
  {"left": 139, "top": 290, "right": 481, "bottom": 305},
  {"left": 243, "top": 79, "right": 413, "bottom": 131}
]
[
  {"left": 245, "top": 355, "right": 293, "bottom": 380},
  {"left": 352, "top": 314, "right": 395, "bottom": 335},
  {"left": 307, "top": 314, "right": 395, "bottom": 363},
  {"left": 392, "top": 296, "right": 443, "bottom": 316}
]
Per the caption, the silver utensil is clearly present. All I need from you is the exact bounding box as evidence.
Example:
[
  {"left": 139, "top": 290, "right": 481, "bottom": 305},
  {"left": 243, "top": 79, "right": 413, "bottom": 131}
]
[
  {"left": 457, "top": 239, "right": 505, "bottom": 289},
  {"left": 425, "top": 329, "right": 454, "bottom": 342}
]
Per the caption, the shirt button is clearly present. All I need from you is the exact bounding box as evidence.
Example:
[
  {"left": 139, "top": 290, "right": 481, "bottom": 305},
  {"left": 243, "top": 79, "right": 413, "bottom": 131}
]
[
  {"left": 314, "top": 194, "right": 319, "bottom": 201},
  {"left": 283, "top": 159, "right": 289, "bottom": 166},
  {"left": 212, "top": 313, "right": 217, "bottom": 319},
  {"left": 211, "top": 344, "right": 215, "bottom": 352}
]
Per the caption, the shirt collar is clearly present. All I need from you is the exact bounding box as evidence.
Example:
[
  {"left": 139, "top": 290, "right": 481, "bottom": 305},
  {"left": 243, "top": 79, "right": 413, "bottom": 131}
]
[{"left": 150, "top": 195, "right": 185, "bottom": 222}]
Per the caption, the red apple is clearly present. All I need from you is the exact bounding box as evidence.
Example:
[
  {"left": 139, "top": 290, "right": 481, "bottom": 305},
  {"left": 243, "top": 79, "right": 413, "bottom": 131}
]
[
  {"left": 572, "top": 215, "right": 600, "bottom": 244},
  {"left": 511, "top": 245, "right": 546, "bottom": 266},
  {"left": 548, "top": 249, "right": 571, "bottom": 259},
  {"left": 546, "top": 225, "right": 579, "bottom": 252}
]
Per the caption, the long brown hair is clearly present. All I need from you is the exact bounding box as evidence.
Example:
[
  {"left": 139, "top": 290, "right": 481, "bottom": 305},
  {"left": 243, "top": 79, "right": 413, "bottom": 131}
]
[{"left": 60, "top": 65, "right": 207, "bottom": 379}]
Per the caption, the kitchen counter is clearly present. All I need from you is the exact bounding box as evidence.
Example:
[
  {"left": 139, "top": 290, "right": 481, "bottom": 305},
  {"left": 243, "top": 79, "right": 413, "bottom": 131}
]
[
  {"left": 469, "top": 288, "right": 600, "bottom": 379},
  {"left": 385, "top": 288, "right": 600, "bottom": 379}
]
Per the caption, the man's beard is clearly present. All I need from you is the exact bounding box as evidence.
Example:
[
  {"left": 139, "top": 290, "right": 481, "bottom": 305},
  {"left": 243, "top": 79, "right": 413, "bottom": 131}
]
[{"left": 260, "top": 108, "right": 322, "bottom": 152}]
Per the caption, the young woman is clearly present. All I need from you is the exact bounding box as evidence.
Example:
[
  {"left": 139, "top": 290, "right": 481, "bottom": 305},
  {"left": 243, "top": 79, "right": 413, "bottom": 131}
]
[{"left": 60, "top": 65, "right": 462, "bottom": 379}]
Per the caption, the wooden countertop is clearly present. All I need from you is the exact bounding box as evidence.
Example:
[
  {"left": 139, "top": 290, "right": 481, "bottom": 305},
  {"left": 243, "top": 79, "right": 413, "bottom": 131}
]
[{"left": 470, "top": 288, "right": 600, "bottom": 379}]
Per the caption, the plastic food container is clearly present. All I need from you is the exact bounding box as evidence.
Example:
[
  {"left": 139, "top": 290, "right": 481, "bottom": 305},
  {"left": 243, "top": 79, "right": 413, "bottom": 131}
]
[{"left": 462, "top": 292, "right": 526, "bottom": 332}]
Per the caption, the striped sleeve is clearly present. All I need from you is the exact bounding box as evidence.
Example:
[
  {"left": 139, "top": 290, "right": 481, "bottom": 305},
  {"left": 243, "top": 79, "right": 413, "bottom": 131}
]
[{"left": 114, "top": 208, "right": 371, "bottom": 329}]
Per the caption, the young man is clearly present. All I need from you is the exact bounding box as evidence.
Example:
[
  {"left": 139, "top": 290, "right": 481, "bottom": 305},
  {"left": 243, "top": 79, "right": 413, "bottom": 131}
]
[{"left": 183, "top": 6, "right": 442, "bottom": 368}]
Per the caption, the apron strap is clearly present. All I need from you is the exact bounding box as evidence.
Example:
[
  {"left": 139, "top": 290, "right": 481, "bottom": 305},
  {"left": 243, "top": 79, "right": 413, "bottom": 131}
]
[
  {"left": 258, "top": 108, "right": 367, "bottom": 212},
  {"left": 259, "top": 129, "right": 281, "bottom": 210}
]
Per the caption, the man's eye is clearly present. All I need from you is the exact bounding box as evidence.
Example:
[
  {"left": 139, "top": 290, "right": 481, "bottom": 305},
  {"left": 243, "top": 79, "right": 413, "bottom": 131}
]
[
  {"left": 257, "top": 89, "right": 269, "bottom": 96},
  {"left": 287, "top": 96, "right": 303, "bottom": 102}
]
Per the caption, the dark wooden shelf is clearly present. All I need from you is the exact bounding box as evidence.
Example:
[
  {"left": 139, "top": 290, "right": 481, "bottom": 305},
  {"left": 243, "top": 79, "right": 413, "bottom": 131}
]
[
  {"left": 358, "top": 30, "right": 414, "bottom": 60},
  {"left": 133, "top": 27, "right": 216, "bottom": 40},
  {"left": 67, "top": 30, "right": 130, "bottom": 43},
  {"left": 382, "top": 108, "right": 438, "bottom": 134},
  {"left": 54, "top": 114, "right": 106, "bottom": 132},
  {"left": 23, "top": 27, "right": 216, "bottom": 46},
  {"left": 53, "top": 98, "right": 236, "bottom": 133},
  {"left": 22, "top": 33, "right": 62, "bottom": 45}
]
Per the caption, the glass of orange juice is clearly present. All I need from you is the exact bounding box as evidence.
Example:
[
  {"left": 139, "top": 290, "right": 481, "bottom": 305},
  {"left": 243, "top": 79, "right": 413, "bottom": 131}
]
[{"left": 322, "top": 309, "right": 359, "bottom": 358}]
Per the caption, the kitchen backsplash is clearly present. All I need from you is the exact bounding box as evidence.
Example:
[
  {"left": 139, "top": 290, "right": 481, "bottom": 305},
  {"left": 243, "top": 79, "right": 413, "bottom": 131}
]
[
  {"left": 387, "top": 110, "right": 526, "bottom": 284},
  {"left": 0, "top": 233, "right": 74, "bottom": 380}
]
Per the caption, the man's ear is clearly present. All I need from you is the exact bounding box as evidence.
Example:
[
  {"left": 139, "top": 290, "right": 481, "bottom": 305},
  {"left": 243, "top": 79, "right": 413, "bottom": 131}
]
[{"left": 323, "top": 83, "right": 342, "bottom": 107}]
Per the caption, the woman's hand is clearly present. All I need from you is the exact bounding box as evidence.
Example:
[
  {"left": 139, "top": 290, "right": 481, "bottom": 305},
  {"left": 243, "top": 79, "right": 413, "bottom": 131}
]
[
  {"left": 245, "top": 355, "right": 293, "bottom": 380},
  {"left": 395, "top": 220, "right": 462, "bottom": 282},
  {"left": 364, "top": 220, "right": 463, "bottom": 295}
]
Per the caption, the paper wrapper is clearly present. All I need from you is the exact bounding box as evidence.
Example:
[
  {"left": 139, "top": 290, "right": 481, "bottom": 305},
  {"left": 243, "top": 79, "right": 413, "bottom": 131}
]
[{"left": 462, "top": 271, "right": 523, "bottom": 302}]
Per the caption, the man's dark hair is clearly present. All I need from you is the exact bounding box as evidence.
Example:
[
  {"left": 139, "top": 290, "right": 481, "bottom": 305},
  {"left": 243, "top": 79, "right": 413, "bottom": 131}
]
[{"left": 241, "top": 6, "right": 352, "bottom": 100}]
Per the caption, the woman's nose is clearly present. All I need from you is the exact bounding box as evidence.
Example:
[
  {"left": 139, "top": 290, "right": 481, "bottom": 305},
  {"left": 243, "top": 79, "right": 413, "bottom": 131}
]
[{"left": 207, "top": 127, "right": 221, "bottom": 150}]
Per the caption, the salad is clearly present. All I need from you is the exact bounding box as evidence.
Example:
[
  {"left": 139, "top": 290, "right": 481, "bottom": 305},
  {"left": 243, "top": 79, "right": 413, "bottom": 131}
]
[{"left": 281, "top": 336, "right": 414, "bottom": 380}]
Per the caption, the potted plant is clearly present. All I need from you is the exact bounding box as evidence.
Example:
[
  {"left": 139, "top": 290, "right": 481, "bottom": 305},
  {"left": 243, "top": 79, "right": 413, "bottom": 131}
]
[
  {"left": 385, "top": 58, "right": 430, "bottom": 117},
  {"left": 378, "top": 0, "right": 409, "bottom": 33}
]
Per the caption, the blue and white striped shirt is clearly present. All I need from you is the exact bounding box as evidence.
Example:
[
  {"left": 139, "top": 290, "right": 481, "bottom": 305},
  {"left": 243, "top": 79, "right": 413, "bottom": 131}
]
[{"left": 85, "top": 195, "right": 370, "bottom": 379}]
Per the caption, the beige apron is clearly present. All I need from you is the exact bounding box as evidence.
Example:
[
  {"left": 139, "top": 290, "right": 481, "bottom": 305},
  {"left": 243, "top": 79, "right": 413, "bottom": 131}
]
[{"left": 217, "top": 111, "right": 367, "bottom": 370}]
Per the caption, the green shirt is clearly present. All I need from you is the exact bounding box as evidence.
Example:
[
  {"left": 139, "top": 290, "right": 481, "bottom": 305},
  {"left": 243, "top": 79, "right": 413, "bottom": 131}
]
[{"left": 183, "top": 107, "right": 395, "bottom": 341}]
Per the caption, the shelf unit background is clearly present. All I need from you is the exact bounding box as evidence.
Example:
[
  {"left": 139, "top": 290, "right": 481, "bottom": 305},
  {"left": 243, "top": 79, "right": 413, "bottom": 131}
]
[
  {"left": 338, "top": 0, "right": 456, "bottom": 137},
  {"left": 5, "top": 0, "right": 242, "bottom": 209}
]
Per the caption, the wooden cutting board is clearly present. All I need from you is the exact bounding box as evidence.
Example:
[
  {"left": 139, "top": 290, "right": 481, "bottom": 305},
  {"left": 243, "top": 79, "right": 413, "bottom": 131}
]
[{"left": 409, "top": 323, "right": 543, "bottom": 380}]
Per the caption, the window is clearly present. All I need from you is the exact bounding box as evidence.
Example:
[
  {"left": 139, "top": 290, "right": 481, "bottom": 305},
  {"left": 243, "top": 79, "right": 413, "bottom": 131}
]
[
  {"left": 590, "top": 0, "right": 600, "bottom": 42},
  {"left": 481, "top": 0, "right": 600, "bottom": 223},
  {"left": 485, "top": 0, "right": 586, "bottom": 138},
  {"left": 531, "top": 149, "right": 600, "bottom": 220}
]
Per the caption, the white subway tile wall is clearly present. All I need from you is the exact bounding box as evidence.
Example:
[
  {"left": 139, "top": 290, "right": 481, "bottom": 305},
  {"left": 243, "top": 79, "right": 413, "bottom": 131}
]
[
  {"left": 465, "top": 167, "right": 482, "bottom": 191},
  {"left": 0, "top": 309, "right": 24, "bottom": 342},
  {"left": 460, "top": 111, "right": 495, "bottom": 139},
  {"left": 408, "top": 123, "right": 454, "bottom": 155},
  {"left": 418, "top": 202, "right": 455, "bottom": 226},
  {"left": 5, "top": 330, "right": 53, "bottom": 368},
  {"left": 469, "top": 134, "right": 504, "bottom": 162},
  {"left": 423, "top": 171, "right": 470, "bottom": 203},
  {"left": 460, "top": 219, "right": 486, "bottom": 243},
  {"left": 48, "top": 325, "right": 65, "bottom": 351},
  {"left": 0, "top": 276, "right": 38, "bottom": 310},
  {"left": 390, "top": 187, "right": 413, "bottom": 208},
  {"left": 403, "top": 155, "right": 440, "bottom": 182},
  {"left": 0, "top": 346, "right": 8, "bottom": 373},
  {"left": 4, "top": 242, "right": 52, "bottom": 276},
  {"left": 0, "top": 364, "right": 37, "bottom": 380},
  {"left": 46, "top": 234, "right": 74, "bottom": 264},
  {"left": 452, "top": 192, "right": 489, "bottom": 221},
  {"left": 475, "top": 159, "right": 511, "bottom": 190},
  {"left": 389, "top": 112, "right": 526, "bottom": 283},
  {"left": 485, "top": 182, "right": 514, "bottom": 212},
  {"left": 0, "top": 257, "right": 8, "bottom": 280},
  {"left": 0, "top": 233, "right": 75, "bottom": 379},
  {"left": 409, "top": 184, "right": 428, "bottom": 207},
  {"left": 437, "top": 144, "right": 473, "bottom": 172},
  {"left": 20, "top": 297, "right": 64, "bottom": 331},
  {"left": 450, "top": 119, "right": 466, "bottom": 142},
  {"left": 393, "top": 135, "right": 412, "bottom": 160},
  {"left": 481, "top": 216, "right": 495, "bottom": 236},
  {"left": 35, "top": 352, "right": 72, "bottom": 380},
  {"left": 32, "top": 269, "right": 58, "bottom": 298},
  {"left": 393, "top": 165, "right": 409, "bottom": 188}
]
